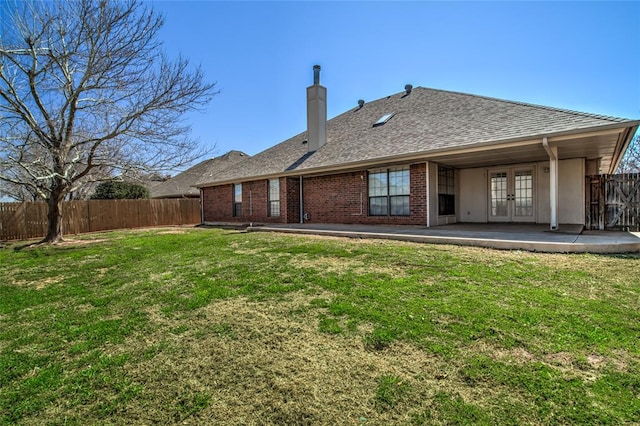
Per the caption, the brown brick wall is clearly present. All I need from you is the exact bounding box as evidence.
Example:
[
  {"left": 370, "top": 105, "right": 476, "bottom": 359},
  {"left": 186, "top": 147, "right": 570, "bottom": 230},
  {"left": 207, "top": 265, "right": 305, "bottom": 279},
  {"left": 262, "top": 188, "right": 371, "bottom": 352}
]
[
  {"left": 201, "top": 163, "right": 427, "bottom": 225},
  {"left": 409, "top": 163, "right": 427, "bottom": 222},
  {"left": 300, "top": 164, "right": 426, "bottom": 225},
  {"left": 284, "top": 177, "right": 301, "bottom": 223},
  {"left": 202, "top": 178, "right": 289, "bottom": 223},
  {"left": 202, "top": 184, "right": 233, "bottom": 222}
]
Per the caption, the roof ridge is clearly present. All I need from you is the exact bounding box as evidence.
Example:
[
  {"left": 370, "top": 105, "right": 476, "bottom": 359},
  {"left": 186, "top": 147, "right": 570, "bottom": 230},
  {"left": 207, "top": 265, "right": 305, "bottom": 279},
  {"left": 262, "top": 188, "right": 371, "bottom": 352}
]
[
  {"left": 193, "top": 150, "right": 251, "bottom": 185},
  {"left": 412, "top": 86, "right": 631, "bottom": 123}
]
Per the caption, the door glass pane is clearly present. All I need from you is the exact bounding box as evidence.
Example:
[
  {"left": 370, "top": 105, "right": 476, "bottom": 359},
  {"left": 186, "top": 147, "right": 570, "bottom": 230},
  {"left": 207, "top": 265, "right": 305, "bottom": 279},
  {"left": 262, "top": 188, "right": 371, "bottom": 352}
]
[
  {"left": 490, "top": 172, "right": 508, "bottom": 217},
  {"left": 514, "top": 171, "right": 533, "bottom": 217}
]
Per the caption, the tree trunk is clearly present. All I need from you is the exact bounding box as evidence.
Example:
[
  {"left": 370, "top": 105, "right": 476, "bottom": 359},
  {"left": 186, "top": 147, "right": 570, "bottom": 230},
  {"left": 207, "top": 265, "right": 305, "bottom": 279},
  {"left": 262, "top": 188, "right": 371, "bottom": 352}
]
[{"left": 44, "top": 191, "right": 64, "bottom": 243}]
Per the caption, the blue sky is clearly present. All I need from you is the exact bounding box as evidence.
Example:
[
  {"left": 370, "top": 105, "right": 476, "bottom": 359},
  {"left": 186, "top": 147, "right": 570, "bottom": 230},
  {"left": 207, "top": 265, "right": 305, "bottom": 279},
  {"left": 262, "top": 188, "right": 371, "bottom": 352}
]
[{"left": 153, "top": 1, "right": 639, "bottom": 161}]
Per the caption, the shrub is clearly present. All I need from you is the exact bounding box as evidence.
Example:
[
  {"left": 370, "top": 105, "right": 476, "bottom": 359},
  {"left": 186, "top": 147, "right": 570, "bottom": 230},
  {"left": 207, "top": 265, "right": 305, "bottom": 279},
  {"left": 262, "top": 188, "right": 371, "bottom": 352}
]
[{"left": 91, "top": 181, "right": 149, "bottom": 199}]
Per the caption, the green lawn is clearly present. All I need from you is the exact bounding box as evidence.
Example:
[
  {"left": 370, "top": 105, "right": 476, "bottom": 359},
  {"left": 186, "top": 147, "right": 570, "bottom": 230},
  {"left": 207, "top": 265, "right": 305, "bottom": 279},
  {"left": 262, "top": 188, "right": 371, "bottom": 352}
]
[{"left": 1, "top": 227, "right": 639, "bottom": 424}]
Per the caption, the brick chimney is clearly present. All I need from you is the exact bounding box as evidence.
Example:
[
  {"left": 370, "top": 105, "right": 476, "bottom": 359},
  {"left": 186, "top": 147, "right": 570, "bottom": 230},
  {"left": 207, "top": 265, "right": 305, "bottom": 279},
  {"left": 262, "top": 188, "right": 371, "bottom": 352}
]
[{"left": 306, "top": 65, "right": 327, "bottom": 152}]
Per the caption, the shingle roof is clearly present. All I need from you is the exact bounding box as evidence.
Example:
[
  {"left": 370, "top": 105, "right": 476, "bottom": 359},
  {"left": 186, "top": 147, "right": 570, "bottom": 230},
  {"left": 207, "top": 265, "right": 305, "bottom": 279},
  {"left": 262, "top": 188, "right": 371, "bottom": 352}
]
[
  {"left": 151, "top": 150, "right": 248, "bottom": 198},
  {"left": 197, "top": 87, "right": 636, "bottom": 186}
]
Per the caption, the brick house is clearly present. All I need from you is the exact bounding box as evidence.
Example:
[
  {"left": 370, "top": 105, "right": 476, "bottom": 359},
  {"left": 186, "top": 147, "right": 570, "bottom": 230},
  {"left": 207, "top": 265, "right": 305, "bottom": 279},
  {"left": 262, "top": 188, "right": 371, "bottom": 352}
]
[{"left": 196, "top": 66, "right": 638, "bottom": 230}]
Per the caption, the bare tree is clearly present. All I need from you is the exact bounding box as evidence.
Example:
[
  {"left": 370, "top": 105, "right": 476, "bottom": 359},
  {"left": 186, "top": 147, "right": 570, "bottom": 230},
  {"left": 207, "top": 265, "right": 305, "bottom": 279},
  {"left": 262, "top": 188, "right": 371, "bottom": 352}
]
[
  {"left": 618, "top": 134, "right": 640, "bottom": 173},
  {"left": 0, "top": 0, "right": 216, "bottom": 242},
  {"left": 0, "top": 178, "right": 40, "bottom": 202}
]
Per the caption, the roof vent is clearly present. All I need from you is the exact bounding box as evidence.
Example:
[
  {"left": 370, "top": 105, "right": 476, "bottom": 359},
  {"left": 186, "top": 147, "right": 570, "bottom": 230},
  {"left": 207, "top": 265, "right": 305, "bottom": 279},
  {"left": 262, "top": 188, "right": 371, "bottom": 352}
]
[
  {"left": 357, "top": 99, "right": 365, "bottom": 108},
  {"left": 405, "top": 84, "right": 413, "bottom": 95}
]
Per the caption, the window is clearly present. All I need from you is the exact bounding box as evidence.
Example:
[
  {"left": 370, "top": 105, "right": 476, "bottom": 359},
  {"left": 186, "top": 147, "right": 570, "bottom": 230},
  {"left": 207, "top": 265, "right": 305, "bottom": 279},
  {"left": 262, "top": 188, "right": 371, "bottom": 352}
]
[
  {"left": 438, "top": 166, "right": 455, "bottom": 216},
  {"left": 268, "top": 179, "right": 280, "bottom": 217},
  {"left": 233, "top": 183, "right": 242, "bottom": 217},
  {"left": 369, "top": 167, "right": 410, "bottom": 216}
]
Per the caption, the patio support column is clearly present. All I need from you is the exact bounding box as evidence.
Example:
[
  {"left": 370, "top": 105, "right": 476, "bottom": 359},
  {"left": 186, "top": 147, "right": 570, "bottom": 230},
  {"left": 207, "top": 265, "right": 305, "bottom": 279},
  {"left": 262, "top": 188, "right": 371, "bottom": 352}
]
[
  {"left": 543, "top": 137, "right": 559, "bottom": 230},
  {"left": 425, "top": 161, "right": 430, "bottom": 227}
]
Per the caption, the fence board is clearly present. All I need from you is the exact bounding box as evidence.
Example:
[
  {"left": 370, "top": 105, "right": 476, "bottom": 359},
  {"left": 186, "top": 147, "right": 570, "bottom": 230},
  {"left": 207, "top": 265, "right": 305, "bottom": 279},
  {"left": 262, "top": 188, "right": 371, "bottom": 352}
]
[
  {"left": 586, "top": 173, "right": 640, "bottom": 231},
  {"left": 0, "top": 199, "right": 201, "bottom": 241}
]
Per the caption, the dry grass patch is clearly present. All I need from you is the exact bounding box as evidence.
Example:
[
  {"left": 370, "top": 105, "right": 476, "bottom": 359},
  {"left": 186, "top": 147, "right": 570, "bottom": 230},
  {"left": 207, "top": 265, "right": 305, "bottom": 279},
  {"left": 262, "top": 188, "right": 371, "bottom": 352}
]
[
  {"left": 10, "top": 275, "right": 64, "bottom": 290},
  {"left": 31, "top": 294, "right": 501, "bottom": 425},
  {"left": 53, "top": 238, "right": 109, "bottom": 246},
  {"left": 156, "top": 229, "right": 188, "bottom": 235},
  {"left": 295, "top": 256, "right": 407, "bottom": 277},
  {"left": 469, "top": 340, "right": 632, "bottom": 385},
  {"left": 479, "top": 343, "right": 537, "bottom": 365}
]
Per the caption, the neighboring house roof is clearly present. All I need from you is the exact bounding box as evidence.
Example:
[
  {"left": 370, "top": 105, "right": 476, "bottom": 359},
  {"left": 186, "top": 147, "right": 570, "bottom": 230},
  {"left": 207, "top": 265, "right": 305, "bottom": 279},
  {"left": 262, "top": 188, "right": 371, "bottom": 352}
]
[
  {"left": 151, "top": 150, "right": 249, "bottom": 198},
  {"left": 196, "top": 87, "right": 638, "bottom": 187},
  {"left": 141, "top": 179, "right": 165, "bottom": 192}
]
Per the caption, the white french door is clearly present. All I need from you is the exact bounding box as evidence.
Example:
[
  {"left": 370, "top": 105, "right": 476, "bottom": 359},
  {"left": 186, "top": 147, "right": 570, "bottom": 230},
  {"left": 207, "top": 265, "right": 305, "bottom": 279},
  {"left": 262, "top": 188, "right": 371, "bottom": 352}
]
[{"left": 488, "top": 167, "right": 535, "bottom": 222}]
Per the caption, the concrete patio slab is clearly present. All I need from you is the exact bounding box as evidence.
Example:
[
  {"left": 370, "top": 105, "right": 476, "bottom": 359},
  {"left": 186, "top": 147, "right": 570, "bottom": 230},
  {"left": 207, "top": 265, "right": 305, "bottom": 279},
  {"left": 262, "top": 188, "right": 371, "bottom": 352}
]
[{"left": 240, "top": 223, "right": 640, "bottom": 254}]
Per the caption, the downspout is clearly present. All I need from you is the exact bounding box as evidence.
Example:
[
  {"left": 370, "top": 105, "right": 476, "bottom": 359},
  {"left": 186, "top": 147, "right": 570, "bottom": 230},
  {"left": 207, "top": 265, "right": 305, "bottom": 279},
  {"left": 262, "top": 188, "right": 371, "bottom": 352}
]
[
  {"left": 543, "top": 137, "right": 559, "bottom": 230},
  {"left": 299, "top": 176, "right": 304, "bottom": 223}
]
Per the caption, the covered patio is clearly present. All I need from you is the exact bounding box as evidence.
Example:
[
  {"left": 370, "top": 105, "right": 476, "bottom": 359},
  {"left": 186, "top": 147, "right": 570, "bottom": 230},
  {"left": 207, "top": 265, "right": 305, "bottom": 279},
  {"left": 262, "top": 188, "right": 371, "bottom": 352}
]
[{"left": 424, "top": 127, "right": 634, "bottom": 230}]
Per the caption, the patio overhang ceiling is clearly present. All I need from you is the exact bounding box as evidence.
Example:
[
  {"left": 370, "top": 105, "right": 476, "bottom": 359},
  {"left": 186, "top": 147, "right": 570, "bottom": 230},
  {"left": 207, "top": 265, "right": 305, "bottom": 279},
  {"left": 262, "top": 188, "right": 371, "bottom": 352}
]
[{"left": 428, "top": 125, "right": 638, "bottom": 174}]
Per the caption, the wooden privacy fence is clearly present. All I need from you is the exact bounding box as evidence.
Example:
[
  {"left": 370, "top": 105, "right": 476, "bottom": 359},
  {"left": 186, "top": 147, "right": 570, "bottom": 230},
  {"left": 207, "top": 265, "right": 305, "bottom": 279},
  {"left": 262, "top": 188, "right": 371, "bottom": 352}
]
[
  {"left": 586, "top": 173, "right": 640, "bottom": 231},
  {"left": 0, "top": 199, "right": 201, "bottom": 241}
]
